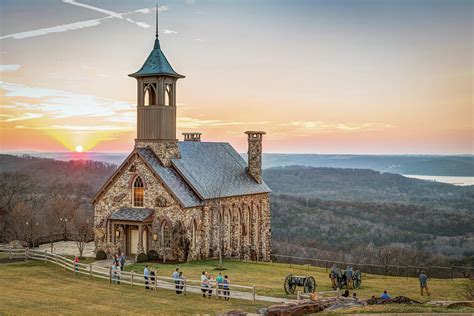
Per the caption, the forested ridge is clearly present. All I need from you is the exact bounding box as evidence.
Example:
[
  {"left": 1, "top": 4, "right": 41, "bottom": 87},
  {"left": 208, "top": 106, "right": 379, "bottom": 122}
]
[{"left": 1, "top": 155, "right": 472, "bottom": 265}]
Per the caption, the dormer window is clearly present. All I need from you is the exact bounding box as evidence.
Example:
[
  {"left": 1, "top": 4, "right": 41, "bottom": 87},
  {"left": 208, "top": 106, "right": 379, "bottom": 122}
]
[{"left": 133, "top": 176, "right": 144, "bottom": 207}]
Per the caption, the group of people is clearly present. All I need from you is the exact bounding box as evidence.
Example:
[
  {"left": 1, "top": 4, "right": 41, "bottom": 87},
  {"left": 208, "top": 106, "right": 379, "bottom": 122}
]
[
  {"left": 172, "top": 268, "right": 185, "bottom": 294},
  {"left": 143, "top": 265, "right": 158, "bottom": 289},
  {"left": 201, "top": 271, "right": 231, "bottom": 300},
  {"left": 111, "top": 253, "right": 126, "bottom": 284},
  {"left": 329, "top": 265, "right": 359, "bottom": 289}
]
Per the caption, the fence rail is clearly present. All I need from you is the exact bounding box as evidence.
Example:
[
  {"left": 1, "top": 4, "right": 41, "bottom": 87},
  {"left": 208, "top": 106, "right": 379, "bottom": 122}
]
[
  {"left": 271, "top": 254, "right": 473, "bottom": 280},
  {"left": 0, "top": 247, "right": 293, "bottom": 304}
]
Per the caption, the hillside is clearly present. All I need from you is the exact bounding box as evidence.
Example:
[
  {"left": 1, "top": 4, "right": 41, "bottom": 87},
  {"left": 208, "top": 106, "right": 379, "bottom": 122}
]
[
  {"left": 1, "top": 155, "right": 472, "bottom": 265},
  {"left": 264, "top": 166, "right": 474, "bottom": 211}
]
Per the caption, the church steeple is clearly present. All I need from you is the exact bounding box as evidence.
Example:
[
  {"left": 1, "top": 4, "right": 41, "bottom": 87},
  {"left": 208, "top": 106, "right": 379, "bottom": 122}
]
[{"left": 129, "top": 5, "right": 184, "bottom": 143}]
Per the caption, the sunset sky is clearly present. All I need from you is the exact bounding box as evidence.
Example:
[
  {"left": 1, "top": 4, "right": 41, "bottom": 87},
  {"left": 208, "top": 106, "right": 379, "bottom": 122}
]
[{"left": 0, "top": 0, "right": 472, "bottom": 154}]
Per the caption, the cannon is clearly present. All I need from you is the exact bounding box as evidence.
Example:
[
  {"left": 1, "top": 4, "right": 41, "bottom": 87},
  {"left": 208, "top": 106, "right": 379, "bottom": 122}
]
[{"left": 284, "top": 274, "right": 317, "bottom": 294}]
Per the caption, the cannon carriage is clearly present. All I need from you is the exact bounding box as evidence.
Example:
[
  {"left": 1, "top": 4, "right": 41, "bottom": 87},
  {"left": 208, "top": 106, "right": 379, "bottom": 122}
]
[{"left": 284, "top": 274, "right": 317, "bottom": 294}]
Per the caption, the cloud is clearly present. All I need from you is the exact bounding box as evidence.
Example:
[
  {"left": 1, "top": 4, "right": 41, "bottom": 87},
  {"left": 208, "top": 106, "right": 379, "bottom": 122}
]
[
  {"left": 185, "top": 0, "right": 196, "bottom": 5},
  {"left": 0, "top": 18, "right": 110, "bottom": 40},
  {"left": 178, "top": 117, "right": 268, "bottom": 129},
  {"left": 0, "top": 65, "right": 21, "bottom": 72},
  {"left": 1, "top": 113, "right": 43, "bottom": 122},
  {"left": 1, "top": 81, "right": 135, "bottom": 131},
  {"left": 280, "top": 121, "right": 392, "bottom": 133},
  {"left": 0, "top": 2, "right": 159, "bottom": 40},
  {"left": 163, "top": 29, "right": 178, "bottom": 35}
]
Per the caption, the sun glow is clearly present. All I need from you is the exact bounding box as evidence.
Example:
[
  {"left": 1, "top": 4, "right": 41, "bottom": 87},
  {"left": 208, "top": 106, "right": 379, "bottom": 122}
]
[{"left": 75, "top": 145, "right": 84, "bottom": 153}]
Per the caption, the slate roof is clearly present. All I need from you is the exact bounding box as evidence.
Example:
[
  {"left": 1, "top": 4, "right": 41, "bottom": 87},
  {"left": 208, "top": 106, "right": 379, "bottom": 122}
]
[
  {"left": 172, "top": 142, "right": 271, "bottom": 199},
  {"left": 137, "top": 147, "right": 202, "bottom": 208},
  {"left": 109, "top": 208, "right": 154, "bottom": 222},
  {"left": 129, "top": 38, "right": 184, "bottom": 78}
]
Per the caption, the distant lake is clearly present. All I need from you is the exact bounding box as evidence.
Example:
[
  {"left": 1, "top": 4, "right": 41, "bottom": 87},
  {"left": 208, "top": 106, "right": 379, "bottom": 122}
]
[{"left": 403, "top": 174, "right": 474, "bottom": 186}]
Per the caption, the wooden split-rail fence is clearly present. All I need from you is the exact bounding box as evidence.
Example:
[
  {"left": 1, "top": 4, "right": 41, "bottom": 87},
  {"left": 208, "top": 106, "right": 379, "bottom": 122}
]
[{"left": 0, "top": 247, "right": 296, "bottom": 304}]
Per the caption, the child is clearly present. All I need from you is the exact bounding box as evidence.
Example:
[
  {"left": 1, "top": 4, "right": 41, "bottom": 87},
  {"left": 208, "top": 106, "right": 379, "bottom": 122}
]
[{"left": 223, "top": 275, "right": 230, "bottom": 301}]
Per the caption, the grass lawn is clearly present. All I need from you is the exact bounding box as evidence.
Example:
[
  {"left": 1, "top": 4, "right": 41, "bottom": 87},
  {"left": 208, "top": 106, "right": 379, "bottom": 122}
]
[
  {"left": 64, "top": 255, "right": 96, "bottom": 264},
  {"left": 0, "top": 259, "right": 472, "bottom": 315},
  {"left": 125, "top": 259, "right": 471, "bottom": 302},
  {"left": 0, "top": 261, "right": 267, "bottom": 315}
]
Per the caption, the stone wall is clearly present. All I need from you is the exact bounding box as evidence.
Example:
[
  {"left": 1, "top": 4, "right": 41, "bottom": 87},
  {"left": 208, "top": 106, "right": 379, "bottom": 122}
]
[{"left": 94, "top": 152, "right": 271, "bottom": 262}]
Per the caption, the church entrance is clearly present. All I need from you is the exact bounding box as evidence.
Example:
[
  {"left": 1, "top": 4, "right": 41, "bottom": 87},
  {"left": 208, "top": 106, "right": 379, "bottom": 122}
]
[{"left": 128, "top": 226, "right": 148, "bottom": 255}]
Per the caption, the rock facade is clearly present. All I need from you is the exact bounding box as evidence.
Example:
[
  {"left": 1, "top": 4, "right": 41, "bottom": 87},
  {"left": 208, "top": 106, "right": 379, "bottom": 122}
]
[{"left": 93, "top": 152, "right": 271, "bottom": 262}]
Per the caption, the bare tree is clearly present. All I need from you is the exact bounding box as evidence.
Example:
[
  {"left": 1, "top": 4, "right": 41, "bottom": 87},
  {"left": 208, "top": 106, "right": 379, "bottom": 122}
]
[
  {"left": 71, "top": 212, "right": 93, "bottom": 258},
  {"left": 0, "top": 172, "right": 33, "bottom": 242}
]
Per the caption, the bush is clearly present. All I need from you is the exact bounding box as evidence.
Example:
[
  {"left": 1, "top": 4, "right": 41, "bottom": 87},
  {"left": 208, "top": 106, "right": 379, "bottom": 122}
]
[
  {"left": 136, "top": 252, "right": 148, "bottom": 263},
  {"left": 148, "top": 250, "right": 159, "bottom": 261},
  {"left": 96, "top": 250, "right": 107, "bottom": 260}
]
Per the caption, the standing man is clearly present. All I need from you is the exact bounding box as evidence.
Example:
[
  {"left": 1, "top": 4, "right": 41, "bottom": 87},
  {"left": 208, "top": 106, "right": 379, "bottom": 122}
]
[
  {"left": 144, "top": 265, "right": 150, "bottom": 289},
  {"left": 419, "top": 270, "right": 430, "bottom": 296},
  {"left": 330, "top": 265, "right": 338, "bottom": 289},
  {"left": 346, "top": 266, "right": 354, "bottom": 289},
  {"left": 172, "top": 268, "right": 181, "bottom": 294},
  {"left": 119, "top": 252, "right": 126, "bottom": 271}
]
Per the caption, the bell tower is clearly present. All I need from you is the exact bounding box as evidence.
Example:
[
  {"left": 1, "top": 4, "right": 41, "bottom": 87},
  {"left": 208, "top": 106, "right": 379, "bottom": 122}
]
[{"left": 130, "top": 6, "right": 184, "bottom": 166}]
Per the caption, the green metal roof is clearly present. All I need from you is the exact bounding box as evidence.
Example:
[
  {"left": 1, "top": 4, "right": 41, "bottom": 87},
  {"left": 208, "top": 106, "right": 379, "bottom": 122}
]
[{"left": 129, "top": 38, "right": 184, "bottom": 78}]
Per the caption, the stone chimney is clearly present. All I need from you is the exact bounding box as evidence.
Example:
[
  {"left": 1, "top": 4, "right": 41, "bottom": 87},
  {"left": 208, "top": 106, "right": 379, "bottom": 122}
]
[
  {"left": 182, "top": 132, "right": 202, "bottom": 142},
  {"left": 245, "top": 131, "right": 266, "bottom": 184}
]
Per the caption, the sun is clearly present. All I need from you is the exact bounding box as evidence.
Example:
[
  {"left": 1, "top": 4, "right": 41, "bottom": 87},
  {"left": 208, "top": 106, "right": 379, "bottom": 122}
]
[{"left": 75, "top": 145, "right": 84, "bottom": 153}]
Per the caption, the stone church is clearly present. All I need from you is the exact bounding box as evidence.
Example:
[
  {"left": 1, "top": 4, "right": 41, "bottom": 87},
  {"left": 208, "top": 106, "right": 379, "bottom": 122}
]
[{"left": 92, "top": 24, "right": 271, "bottom": 262}]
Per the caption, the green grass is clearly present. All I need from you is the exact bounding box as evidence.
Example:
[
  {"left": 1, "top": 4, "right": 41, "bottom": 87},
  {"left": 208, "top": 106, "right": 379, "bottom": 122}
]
[
  {"left": 0, "top": 261, "right": 267, "bottom": 315},
  {"left": 0, "top": 259, "right": 472, "bottom": 315},
  {"left": 64, "top": 255, "right": 96, "bottom": 264},
  {"left": 125, "top": 259, "right": 471, "bottom": 302}
]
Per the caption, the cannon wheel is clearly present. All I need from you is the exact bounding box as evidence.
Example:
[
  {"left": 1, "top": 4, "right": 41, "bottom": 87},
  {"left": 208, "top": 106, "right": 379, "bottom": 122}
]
[
  {"left": 303, "top": 276, "right": 316, "bottom": 293},
  {"left": 284, "top": 274, "right": 296, "bottom": 294}
]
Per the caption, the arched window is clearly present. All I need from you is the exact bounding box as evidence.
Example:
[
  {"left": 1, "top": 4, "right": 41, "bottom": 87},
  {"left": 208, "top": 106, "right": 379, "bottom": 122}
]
[
  {"left": 161, "top": 221, "right": 171, "bottom": 248},
  {"left": 226, "top": 209, "right": 231, "bottom": 248},
  {"left": 191, "top": 220, "right": 197, "bottom": 248},
  {"left": 144, "top": 84, "right": 156, "bottom": 106},
  {"left": 132, "top": 176, "right": 144, "bottom": 207},
  {"left": 165, "top": 83, "right": 172, "bottom": 106}
]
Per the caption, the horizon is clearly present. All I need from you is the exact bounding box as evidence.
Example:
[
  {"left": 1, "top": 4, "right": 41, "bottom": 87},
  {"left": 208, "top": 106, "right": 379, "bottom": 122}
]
[
  {"left": 2, "top": 150, "right": 474, "bottom": 157},
  {"left": 1, "top": 0, "right": 472, "bottom": 155}
]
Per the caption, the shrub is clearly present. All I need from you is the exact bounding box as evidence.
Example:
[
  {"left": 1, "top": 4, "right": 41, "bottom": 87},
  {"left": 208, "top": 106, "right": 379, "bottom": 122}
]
[
  {"left": 96, "top": 250, "right": 107, "bottom": 260},
  {"left": 136, "top": 252, "right": 148, "bottom": 263},
  {"left": 148, "top": 250, "right": 159, "bottom": 261}
]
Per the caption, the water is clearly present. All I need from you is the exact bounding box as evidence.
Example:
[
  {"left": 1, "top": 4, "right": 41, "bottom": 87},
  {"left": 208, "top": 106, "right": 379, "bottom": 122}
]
[{"left": 403, "top": 174, "right": 474, "bottom": 186}]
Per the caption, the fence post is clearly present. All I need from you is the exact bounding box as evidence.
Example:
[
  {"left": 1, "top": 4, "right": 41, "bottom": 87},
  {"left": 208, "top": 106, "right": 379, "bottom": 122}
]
[
  {"left": 73, "top": 262, "right": 76, "bottom": 275},
  {"left": 183, "top": 277, "right": 187, "bottom": 295},
  {"left": 131, "top": 271, "right": 134, "bottom": 287},
  {"left": 9, "top": 247, "right": 12, "bottom": 260},
  {"left": 44, "top": 250, "right": 47, "bottom": 264},
  {"left": 89, "top": 263, "right": 93, "bottom": 277},
  {"left": 109, "top": 267, "right": 112, "bottom": 284},
  {"left": 25, "top": 248, "right": 28, "bottom": 260},
  {"left": 252, "top": 285, "right": 256, "bottom": 303},
  {"left": 154, "top": 276, "right": 157, "bottom": 292}
]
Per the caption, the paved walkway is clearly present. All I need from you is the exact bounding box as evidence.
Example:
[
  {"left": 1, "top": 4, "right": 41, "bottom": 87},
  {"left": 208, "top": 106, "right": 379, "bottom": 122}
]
[{"left": 35, "top": 241, "right": 95, "bottom": 258}]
